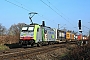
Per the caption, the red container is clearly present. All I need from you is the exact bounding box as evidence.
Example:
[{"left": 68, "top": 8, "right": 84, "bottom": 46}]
[{"left": 77, "top": 34, "right": 82, "bottom": 40}]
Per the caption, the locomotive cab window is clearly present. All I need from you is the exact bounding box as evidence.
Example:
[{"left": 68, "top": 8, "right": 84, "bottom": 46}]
[
  {"left": 22, "top": 27, "right": 28, "bottom": 31},
  {"left": 28, "top": 27, "right": 34, "bottom": 32}
]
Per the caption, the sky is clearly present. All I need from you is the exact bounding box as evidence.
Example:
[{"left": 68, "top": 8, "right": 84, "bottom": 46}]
[{"left": 0, "top": 0, "right": 90, "bottom": 35}]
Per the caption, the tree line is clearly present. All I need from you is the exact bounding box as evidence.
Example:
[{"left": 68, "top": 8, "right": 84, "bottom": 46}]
[
  {"left": 0, "top": 23, "right": 25, "bottom": 36},
  {"left": 0, "top": 23, "right": 26, "bottom": 44}
]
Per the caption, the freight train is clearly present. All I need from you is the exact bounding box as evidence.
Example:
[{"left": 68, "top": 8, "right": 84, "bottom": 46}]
[{"left": 19, "top": 21, "right": 88, "bottom": 46}]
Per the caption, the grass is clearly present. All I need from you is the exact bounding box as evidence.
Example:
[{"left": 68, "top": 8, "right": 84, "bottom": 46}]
[{"left": 0, "top": 45, "right": 9, "bottom": 50}]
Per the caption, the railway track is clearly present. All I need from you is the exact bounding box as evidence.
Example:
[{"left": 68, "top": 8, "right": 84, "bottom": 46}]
[{"left": 0, "top": 43, "right": 76, "bottom": 60}]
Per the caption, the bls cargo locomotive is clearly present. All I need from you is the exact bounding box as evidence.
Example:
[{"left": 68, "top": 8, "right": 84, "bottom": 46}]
[{"left": 19, "top": 21, "right": 56, "bottom": 46}]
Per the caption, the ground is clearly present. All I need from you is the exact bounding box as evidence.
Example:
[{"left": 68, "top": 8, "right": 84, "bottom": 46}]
[{"left": 18, "top": 44, "right": 76, "bottom": 60}]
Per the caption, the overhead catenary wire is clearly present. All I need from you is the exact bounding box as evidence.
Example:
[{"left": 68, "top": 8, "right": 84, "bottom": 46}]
[
  {"left": 13, "top": 0, "right": 34, "bottom": 11},
  {"left": 40, "top": 0, "right": 75, "bottom": 27},
  {"left": 82, "top": 25, "right": 90, "bottom": 30},
  {"left": 47, "top": 0, "right": 65, "bottom": 16},
  {"left": 5, "top": 0, "right": 30, "bottom": 12},
  {"left": 47, "top": 0, "right": 79, "bottom": 30},
  {"left": 46, "top": 0, "right": 71, "bottom": 21},
  {"left": 14, "top": 0, "right": 56, "bottom": 23},
  {"left": 5, "top": 0, "right": 58, "bottom": 25}
]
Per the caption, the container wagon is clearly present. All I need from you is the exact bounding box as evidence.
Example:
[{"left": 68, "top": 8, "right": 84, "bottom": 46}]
[
  {"left": 66, "top": 32, "right": 77, "bottom": 42},
  {"left": 66, "top": 32, "right": 71, "bottom": 41},
  {"left": 53, "top": 29, "right": 66, "bottom": 43}
]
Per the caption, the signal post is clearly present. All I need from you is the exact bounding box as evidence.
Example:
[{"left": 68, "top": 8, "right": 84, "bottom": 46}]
[
  {"left": 77, "top": 20, "right": 83, "bottom": 46},
  {"left": 78, "top": 20, "right": 88, "bottom": 46}
]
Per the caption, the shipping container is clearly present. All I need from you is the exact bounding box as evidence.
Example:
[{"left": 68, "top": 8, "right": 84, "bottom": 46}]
[
  {"left": 66, "top": 32, "right": 71, "bottom": 40},
  {"left": 53, "top": 29, "right": 66, "bottom": 42},
  {"left": 77, "top": 34, "right": 82, "bottom": 40},
  {"left": 71, "top": 33, "right": 74, "bottom": 40}
]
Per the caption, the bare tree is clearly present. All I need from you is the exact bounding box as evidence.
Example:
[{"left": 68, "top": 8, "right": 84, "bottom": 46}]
[
  {"left": 0, "top": 24, "right": 7, "bottom": 36},
  {"left": 7, "top": 23, "right": 25, "bottom": 43},
  {"left": 8, "top": 23, "right": 25, "bottom": 35}
]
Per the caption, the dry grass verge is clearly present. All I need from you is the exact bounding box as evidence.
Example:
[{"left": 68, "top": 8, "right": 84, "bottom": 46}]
[
  {"left": 0, "top": 35, "right": 19, "bottom": 45},
  {"left": 61, "top": 40, "right": 90, "bottom": 60}
]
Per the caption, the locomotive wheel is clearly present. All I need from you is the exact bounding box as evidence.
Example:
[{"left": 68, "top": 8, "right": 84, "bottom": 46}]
[
  {"left": 37, "top": 43, "right": 42, "bottom": 47},
  {"left": 31, "top": 43, "right": 34, "bottom": 47}
]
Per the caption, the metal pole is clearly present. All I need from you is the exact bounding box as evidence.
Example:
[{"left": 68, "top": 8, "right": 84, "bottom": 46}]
[
  {"left": 58, "top": 24, "right": 60, "bottom": 29},
  {"left": 89, "top": 30, "right": 90, "bottom": 39}
]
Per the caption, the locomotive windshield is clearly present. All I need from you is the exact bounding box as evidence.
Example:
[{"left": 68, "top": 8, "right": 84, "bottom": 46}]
[
  {"left": 28, "top": 27, "right": 34, "bottom": 32},
  {"left": 22, "top": 27, "right": 28, "bottom": 31},
  {"left": 21, "top": 26, "right": 34, "bottom": 32}
]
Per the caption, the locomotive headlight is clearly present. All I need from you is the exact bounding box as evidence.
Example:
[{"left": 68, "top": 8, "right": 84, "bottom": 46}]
[{"left": 20, "top": 37, "right": 23, "bottom": 39}]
